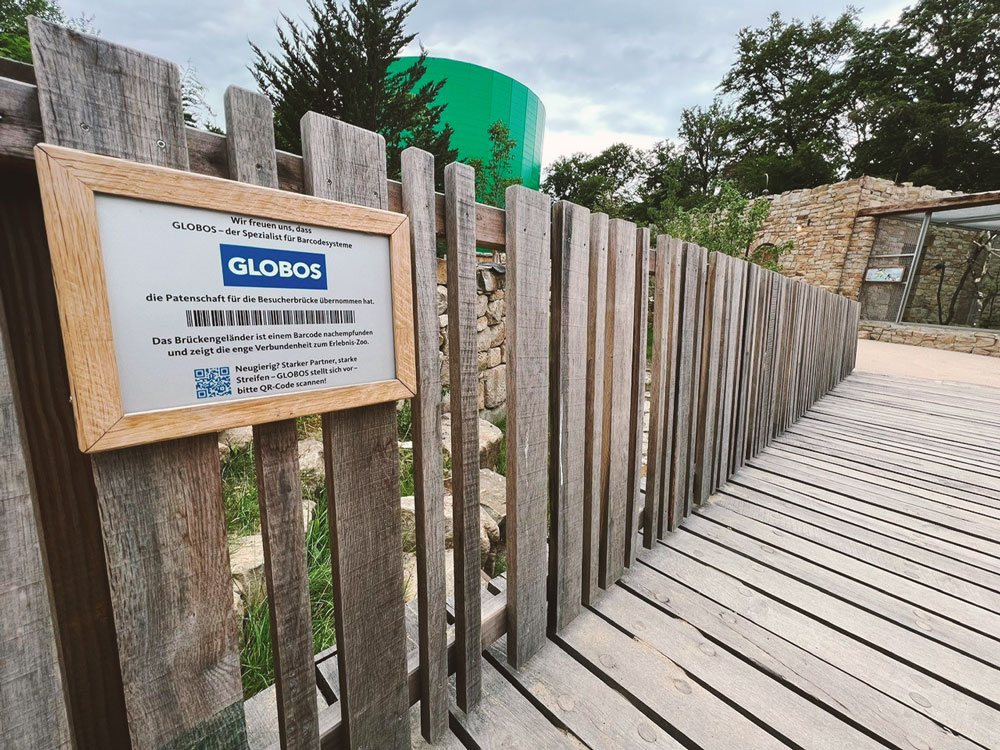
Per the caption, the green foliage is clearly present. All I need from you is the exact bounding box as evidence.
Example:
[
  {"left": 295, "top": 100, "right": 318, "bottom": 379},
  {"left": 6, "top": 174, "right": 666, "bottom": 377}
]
[
  {"left": 493, "top": 413, "right": 507, "bottom": 477},
  {"left": 250, "top": 0, "right": 457, "bottom": 185},
  {"left": 221, "top": 444, "right": 261, "bottom": 536},
  {"left": 845, "top": 0, "right": 1000, "bottom": 191},
  {"left": 542, "top": 142, "right": 649, "bottom": 220},
  {"left": 468, "top": 120, "right": 521, "bottom": 209},
  {"left": 657, "top": 181, "right": 790, "bottom": 268},
  {"left": 720, "top": 10, "right": 858, "bottom": 194},
  {"left": 0, "top": 0, "right": 62, "bottom": 62}
]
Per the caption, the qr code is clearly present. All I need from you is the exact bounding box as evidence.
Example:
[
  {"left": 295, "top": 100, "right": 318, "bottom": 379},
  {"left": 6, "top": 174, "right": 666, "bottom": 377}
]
[{"left": 194, "top": 367, "right": 231, "bottom": 399}]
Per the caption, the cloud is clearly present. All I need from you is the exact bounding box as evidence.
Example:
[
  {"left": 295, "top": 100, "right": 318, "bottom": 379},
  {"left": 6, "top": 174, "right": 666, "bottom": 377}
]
[{"left": 59, "top": 0, "right": 907, "bottom": 167}]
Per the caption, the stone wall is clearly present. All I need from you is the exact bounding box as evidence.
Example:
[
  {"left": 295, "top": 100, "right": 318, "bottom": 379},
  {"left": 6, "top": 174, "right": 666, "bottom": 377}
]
[
  {"left": 436, "top": 259, "right": 507, "bottom": 419},
  {"left": 859, "top": 321, "right": 1000, "bottom": 357},
  {"left": 753, "top": 176, "right": 957, "bottom": 298}
]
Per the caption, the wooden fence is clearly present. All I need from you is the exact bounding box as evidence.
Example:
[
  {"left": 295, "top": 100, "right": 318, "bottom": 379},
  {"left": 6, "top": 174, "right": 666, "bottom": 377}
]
[{"left": 0, "top": 20, "right": 859, "bottom": 750}]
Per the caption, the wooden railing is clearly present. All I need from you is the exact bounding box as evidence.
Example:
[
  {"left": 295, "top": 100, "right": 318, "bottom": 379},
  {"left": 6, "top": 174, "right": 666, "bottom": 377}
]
[{"left": 0, "top": 19, "right": 860, "bottom": 750}]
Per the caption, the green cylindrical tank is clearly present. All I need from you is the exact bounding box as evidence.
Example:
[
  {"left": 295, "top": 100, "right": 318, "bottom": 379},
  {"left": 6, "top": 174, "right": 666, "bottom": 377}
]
[{"left": 390, "top": 57, "right": 546, "bottom": 189}]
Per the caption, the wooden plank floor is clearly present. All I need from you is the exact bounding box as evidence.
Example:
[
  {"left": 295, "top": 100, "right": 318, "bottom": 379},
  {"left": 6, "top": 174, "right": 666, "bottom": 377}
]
[{"left": 445, "top": 373, "right": 1000, "bottom": 749}]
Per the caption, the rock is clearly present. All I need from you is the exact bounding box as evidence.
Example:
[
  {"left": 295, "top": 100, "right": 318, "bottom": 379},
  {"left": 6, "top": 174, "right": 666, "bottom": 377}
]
[
  {"left": 436, "top": 258, "right": 447, "bottom": 285},
  {"left": 489, "top": 321, "right": 505, "bottom": 348},
  {"left": 403, "top": 548, "right": 458, "bottom": 604},
  {"left": 299, "top": 438, "right": 325, "bottom": 491},
  {"left": 478, "top": 267, "right": 496, "bottom": 293},
  {"left": 478, "top": 380, "right": 485, "bottom": 410},
  {"left": 400, "top": 494, "right": 495, "bottom": 567},
  {"left": 486, "top": 298, "right": 504, "bottom": 325},
  {"left": 476, "top": 293, "right": 488, "bottom": 318},
  {"left": 436, "top": 285, "right": 447, "bottom": 315},
  {"left": 477, "top": 324, "right": 493, "bottom": 353},
  {"left": 219, "top": 426, "right": 254, "bottom": 459},
  {"left": 478, "top": 469, "right": 507, "bottom": 537},
  {"left": 483, "top": 365, "right": 506, "bottom": 409},
  {"left": 487, "top": 346, "right": 502, "bottom": 368},
  {"left": 440, "top": 415, "right": 504, "bottom": 470},
  {"left": 477, "top": 315, "right": 488, "bottom": 332}
]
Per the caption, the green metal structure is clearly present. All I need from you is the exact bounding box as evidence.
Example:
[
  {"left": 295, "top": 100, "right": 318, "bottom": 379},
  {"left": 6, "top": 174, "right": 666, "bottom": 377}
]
[{"left": 390, "top": 56, "right": 546, "bottom": 189}]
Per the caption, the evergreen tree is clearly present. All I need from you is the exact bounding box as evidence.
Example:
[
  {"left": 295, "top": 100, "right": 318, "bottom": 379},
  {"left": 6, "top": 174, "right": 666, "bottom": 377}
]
[
  {"left": 250, "top": 0, "right": 456, "bottom": 185},
  {"left": 1, "top": 0, "right": 68, "bottom": 62},
  {"left": 467, "top": 120, "right": 521, "bottom": 209}
]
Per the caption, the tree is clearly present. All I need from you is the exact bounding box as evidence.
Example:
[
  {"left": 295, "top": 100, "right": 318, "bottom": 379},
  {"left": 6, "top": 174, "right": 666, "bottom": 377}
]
[
  {"left": 250, "top": 0, "right": 457, "bottom": 184},
  {"left": 720, "top": 11, "right": 858, "bottom": 194},
  {"left": 542, "top": 143, "right": 649, "bottom": 220},
  {"left": 467, "top": 120, "right": 521, "bottom": 209},
  {"left": 180, "top": 63, "right": 222, "bottom": 133},
  {"left": 658, "top": 181, "right": 790, "bottom": 268},
  {"left": 846, "top": 0, "right": 1000, "bottom": 192},
  {"left": 0, "top": 0, "right": 89, "bottom": 62},
  {"left": 678, "top": 99, "right": 735, "bottom": 196}
]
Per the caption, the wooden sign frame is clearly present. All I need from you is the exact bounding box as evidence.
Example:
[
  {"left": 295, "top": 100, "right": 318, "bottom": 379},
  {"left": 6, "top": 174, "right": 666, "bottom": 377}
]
[{"left": 34, "top": 144, "right": 416, "bottom": 452}]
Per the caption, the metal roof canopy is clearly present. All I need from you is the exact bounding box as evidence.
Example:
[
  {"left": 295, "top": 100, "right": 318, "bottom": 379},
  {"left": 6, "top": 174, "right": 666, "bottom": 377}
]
[{"left": 898, "top": 203, "right": 1000, "bottom": 231}]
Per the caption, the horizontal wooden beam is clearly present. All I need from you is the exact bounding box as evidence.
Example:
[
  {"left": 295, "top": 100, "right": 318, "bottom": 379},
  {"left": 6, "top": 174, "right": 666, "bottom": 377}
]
[
  {"left": 0, "top": 74, "right": 506, "bottom": 250},
  {"left": 856, "top": 191, "right": 1000, "bottom": 218}
]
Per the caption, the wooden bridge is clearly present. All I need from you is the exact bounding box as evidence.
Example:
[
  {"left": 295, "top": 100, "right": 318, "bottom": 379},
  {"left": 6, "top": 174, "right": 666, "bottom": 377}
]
[
  {"left": 2, "top": 20, "right": 998, "bottom": 750},
  {"left": 409, "top": 371, "right": 1000, "bottom": 749}
]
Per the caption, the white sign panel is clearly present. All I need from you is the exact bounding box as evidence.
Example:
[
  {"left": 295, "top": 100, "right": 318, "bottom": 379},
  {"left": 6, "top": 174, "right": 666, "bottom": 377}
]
[
  {"left": 865, "top": 266, "right": 905, "bottom": 283},
  {"left": 95, "top": 195, "right": 396, "bottom": 414}
]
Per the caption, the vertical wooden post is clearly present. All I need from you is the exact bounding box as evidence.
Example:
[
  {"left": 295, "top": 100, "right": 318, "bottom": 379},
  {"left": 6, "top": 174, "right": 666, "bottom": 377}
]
[
  {"left": 599, "top": 219, "right": 636, "bottom": 587},
  {"left": 29, "top": 19, "right": 247, "bottom": 748},
  {"left": 694, "top": 253, "right": 723, "bottom": 504},
  {"left": 643, "top": 235, "right": 670, "bottom": 550},
  {"left": 445, "top": 161, "right": 482, "bottom": 711},
  {"left": 505, "top": 184, "right": 551, "bottom": 668},
  {"left": 660, "top": 238, "right": 684, "bottom": 536},
  {"left": 300, "top": 113, "right": 410, "bottom": 750},
  {"left": 400, "top": 147, "right": 448, "bottom": 742},
  {"left": 582, "top": 214, "right": 608, "bottom": 604},
  {"left": 624, "top": 227, "right": 649, "bottom": 566},
  {"left": 548, "top": 200, "right": 589, "bottom": 630},
  {"left": 224, "top": 85, "right": 320, "bottom": 750},
  {"left": 0, "top": 285, "right": 71, "bottom": 749}
]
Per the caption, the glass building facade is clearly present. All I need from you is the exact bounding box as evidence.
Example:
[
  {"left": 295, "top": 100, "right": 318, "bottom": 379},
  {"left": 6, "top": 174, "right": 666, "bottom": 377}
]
[{"left": 389, "top": 57, "right": 546, "bottom": 189}]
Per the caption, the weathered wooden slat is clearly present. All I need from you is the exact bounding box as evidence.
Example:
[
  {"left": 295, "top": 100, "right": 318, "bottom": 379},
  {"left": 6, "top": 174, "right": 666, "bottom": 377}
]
[
  {"left": 0, "top": 286, "right": 70, "bottom": 750},
  {"left": 399, "top": 147, "right": 448, "bottom": 743},
  {"left": 624, "top": 227, "right": 649, "bottom": 565},
  {"left": 301, "top": 113, "right": 410, "bottom": 749},
  {"left": 444, "top": 160, "right": 482, "bottom": 711},
  {"left": 582, "top": 213, "right": 608, "bottom": 604},
  {"left": 643, "top": 235, "right": 670, "bottom": 549},
  {"left": 594, "top": 586, "right": 884, "bottom": 749},
  {"left": 683, "top": 244, "right": 708, "bottom": 515},
  {"left": 505, "top": 184, "right": 552, "bottom": 667},
  {"left": 694, "top": 252, "right": 724, "bottom": 503},
  {"left": 659, "top": 239, "right": 684, "bottom": 537},
  {"left": 668, "top": 243, "right": 699, "bottom": 530},
  {"left": 224, "top": 86, "right": 319, "bottom": 750},
  {"left": 548, "top": 200, "right": 589, "bottom": 631},
  {"left": 29, "top": 19, "right": 248, "bottom": 748},
  {"left": 0, "top": 75, "right": 508, "bottom": 251},
  {"left": 487, "top": 636, "right": 680, "bottom": 748},
  {"left": 599, "top": 219, "right": 637, "bottom": 587},
  {"left": 620, "top": 562, "right": 980, "bottom": 750}
]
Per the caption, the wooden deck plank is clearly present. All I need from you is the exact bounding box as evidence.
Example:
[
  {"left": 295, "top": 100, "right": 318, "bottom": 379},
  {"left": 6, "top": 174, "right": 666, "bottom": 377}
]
[
  {"left": 556, "top": 610, "right": 789, "bottom": 749},
  {"left": 592, "top": 587, "right": 884, "bottom": 749},
  {"left": 486, "top": 635, "right": 681, "bottom": 749},
  {"left": 636, "top": 541, "right": 1000, "bottom": 748},
  {"left": 714, "top": 483, "right": 1000, "bottom": 613},
  {"left": 658, "top": 529, "right": 1000, "bottom": 705},
  {"left": 449, "top": 656, "right": 586, "bottom": 749},
  {"left": 619, "top": 564, "right": 981, "bottom": 750}
]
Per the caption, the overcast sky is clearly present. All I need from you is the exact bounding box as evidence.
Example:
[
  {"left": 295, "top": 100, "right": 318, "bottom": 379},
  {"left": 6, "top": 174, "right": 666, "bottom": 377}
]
[{"left": 59, "top": 0, "right": 909, "bottom": 167}]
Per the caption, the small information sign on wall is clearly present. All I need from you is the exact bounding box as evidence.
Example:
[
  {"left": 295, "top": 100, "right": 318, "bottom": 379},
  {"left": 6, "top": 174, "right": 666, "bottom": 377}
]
[
  {"left": 865, "top": 266, "right": 905, "bottom": 283},
  {"left": 34, "top": 144, "right": 415, "bottom": 452}
]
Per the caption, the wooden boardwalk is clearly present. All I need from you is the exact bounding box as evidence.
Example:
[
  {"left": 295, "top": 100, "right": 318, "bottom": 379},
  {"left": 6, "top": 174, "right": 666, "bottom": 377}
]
[{"left": 423, "top": 372, "right": 1000, "bottom": 749}]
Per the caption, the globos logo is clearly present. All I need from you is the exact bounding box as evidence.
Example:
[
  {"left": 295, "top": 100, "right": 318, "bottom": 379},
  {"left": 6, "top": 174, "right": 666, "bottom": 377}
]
[{"left": 220, "top": 244, "right": 327, "bottom": 290}]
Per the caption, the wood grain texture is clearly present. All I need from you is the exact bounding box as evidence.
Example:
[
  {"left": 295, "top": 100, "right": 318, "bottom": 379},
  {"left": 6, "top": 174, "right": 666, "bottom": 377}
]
[
  {"left": 399, "top": 147, "right": 448, "bottom": 743},
  {"left": 225, "top": 86, "right": 319, "bottom": 750},
  {"left": 624, "top": 227, "right": 649, "bottom": 565},
  {"left": 29, "top": 18, "right": 248, "bottom": 749},
  {"left": 0, "top": 166, "right": 129, "bottom": 749},
  {"left": 693, "top": 252, "right": 723, "bottom": 504},
  {"left": 659, "top": 239, "right": 683, "bottom": 537},
  {"left": 643, "top": 235, "right": 670, "bottom": 549},
  {"left": 505, "top": 184, "right": 552, "bottom": 668},
  {"left": 444, "top": 160, "right": 482, "bottom": 711},
  {"left": 598, "top": 219, "right": 636, "bottom": 587},
  {"left": 302, "top": 113, "right": 410, "bottom": 749},
  {"left": 683, "top": 244, "right": 707, "bottom": 515},
  {"left": 547, "top": 200, "right": 589, "bottom": 632},
  {"left": 668, "top": 243, "right": 698, "bottom": 531},
  {"left": 581, "top": 213, "right": 608, "bottom": 605},
  {"left": 0, "top": 286, "right": 71, "bottom": 750}
]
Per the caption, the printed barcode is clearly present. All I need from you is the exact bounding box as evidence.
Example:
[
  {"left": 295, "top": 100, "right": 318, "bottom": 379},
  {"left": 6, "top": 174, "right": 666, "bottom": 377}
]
[{"left": 185, "top": 309, "right": 355, "bottom": 327}]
